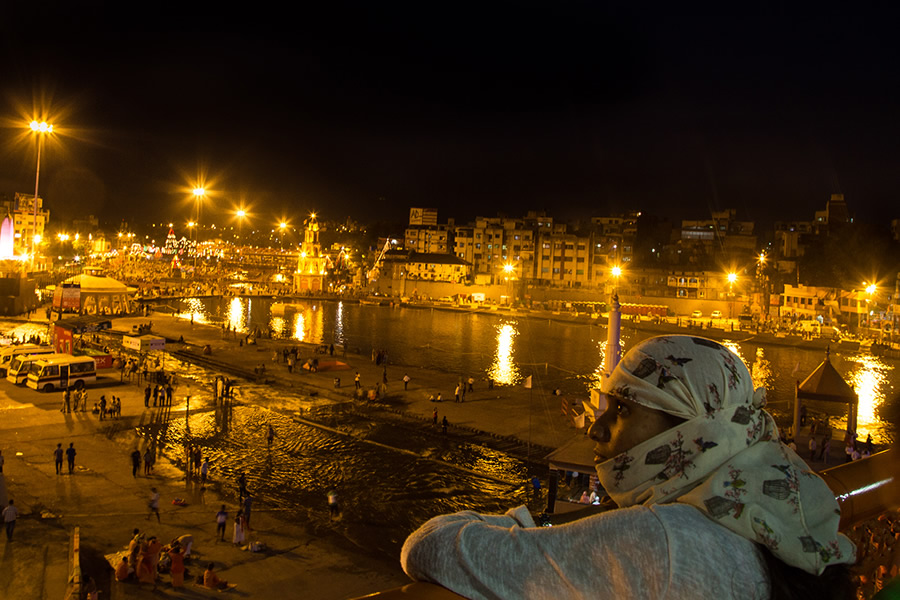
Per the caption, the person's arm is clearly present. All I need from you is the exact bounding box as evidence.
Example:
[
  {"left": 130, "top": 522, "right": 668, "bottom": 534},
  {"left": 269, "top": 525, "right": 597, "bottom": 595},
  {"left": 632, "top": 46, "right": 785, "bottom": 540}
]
[{"left": 401, "top": 505, "right": 671, "bottom": 600}]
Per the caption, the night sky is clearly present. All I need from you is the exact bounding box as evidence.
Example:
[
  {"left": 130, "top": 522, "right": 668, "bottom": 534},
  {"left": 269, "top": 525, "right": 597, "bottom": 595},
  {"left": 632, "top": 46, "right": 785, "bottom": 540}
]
[{"left": 1, "top": 4, "right": 897, "bottom": 231}]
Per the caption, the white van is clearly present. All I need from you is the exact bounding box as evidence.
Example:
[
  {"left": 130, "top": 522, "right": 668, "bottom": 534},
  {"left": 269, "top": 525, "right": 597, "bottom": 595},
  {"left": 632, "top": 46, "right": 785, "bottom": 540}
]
[
  {"left": 0, "top": 344, "right": 54, "bottom": 377},
  {"left": 7, "top": 353, "right": 70, "bottom": 385},
  {"left": 26, "top": 355, "right": 97, "bottom": 392}
]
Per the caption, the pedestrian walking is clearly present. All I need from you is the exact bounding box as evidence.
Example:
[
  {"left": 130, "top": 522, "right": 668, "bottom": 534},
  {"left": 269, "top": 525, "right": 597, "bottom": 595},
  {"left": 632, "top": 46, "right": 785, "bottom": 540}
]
[
  {"left": 53, "top": 443, "right": 64, "bottom": 475},
  {"left": 98, "top": 395, "right": 107, "bottom": 420},
  {"left": 144, "top": 383, "right": 151, "bottom": 407},
  {"left": 143, "top": 448, "right": 154, "bottom": 475},
  {"left": 821, "top": 437, "right": 832, "bottom": 465},
  {"left": 454, "top": 384, "right": 460, "bottom": 403},
  {"left": 433, "top": 408, "right": 438, "bottom": 426},
  {"left": 147, "top": 487, "right": 160, "bottom": 522},
  {"left": 467, "top": 377, "right": 474, "bottom": 392},
  {"left": 193, "top": 447, "right": 202, "bottom": 476},
  {"left": 2, "top": 499, "right": 18, "bottom": 541},
  {"left": 215, "top": 505, "right": 228, "bottom": 541},
  {"left": 354, "top": 372, "right": 361, "bottom": 389},
  {"left": 200, "top": 458, "right": 209, "bottom": 484},
  {"left": 403, "top": 373, "right": 410, "bottom": 390},
  {"left": 266, "top": 424, "right": 275, "bottom": 446},
  {"left": 66, "top": 443, "right": 76, "bottom": 474},
  {"left": 62, "top": 389, "right": 71, "bottom": 413},
  {"left": 441, "top": 416, "right": 448, "bottom": 434},
  {"left": 808, "top": 437, "right": 817, "bottom": 461},
  {"left": 131, "top": 449, "right": 142, "bottom": 477}
]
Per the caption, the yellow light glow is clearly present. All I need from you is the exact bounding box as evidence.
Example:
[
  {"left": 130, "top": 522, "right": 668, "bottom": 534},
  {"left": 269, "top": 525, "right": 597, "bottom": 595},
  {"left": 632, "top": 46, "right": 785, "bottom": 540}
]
[
  {"left": 488, "top": 322, "right": 520, "bottom": 386},
  {"left": 279, "top": 222, "right": 287, "bottom": 230},
  {"left": 503, "top": 263, "right": 514, "bottom": 274},
  {"left": 727, "top": 272, "right": 738, "bottom": 284},
  {"left": 758, "top": 253, "right": 766, "bottom": 264},
  {"left": 188, "top": 222, "right": 195, "bottom": 228},
  {"left": 865, "top": 284, "right": 876, "bottom": 295},
  {"left": 236, "top": 210, "right": 246, "bottom": 218},
  {"left": 611, "top": 266, "right": 622, "bottom": 278},
  {"left": 33, "top": 234, "right": 41, "bottom": 244},
  {"left": 30, "top": 120, "right": 53, "bottom": 133},
  {"left": 193, "top": 187, "right": 205, "bottom": 197}
]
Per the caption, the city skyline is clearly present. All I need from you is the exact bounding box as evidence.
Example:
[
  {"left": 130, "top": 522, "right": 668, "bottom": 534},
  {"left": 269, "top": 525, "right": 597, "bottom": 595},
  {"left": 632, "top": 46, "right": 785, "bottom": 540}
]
[{"left": 1, "top": 5, "right": 899, "bottom": 229}]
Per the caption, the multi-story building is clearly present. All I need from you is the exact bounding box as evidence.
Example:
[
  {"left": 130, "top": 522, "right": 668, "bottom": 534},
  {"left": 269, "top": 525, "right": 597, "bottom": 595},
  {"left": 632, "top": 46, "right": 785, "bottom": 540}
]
[
  {"left": 2, "top": 193, "right": 50, "bottom": 257},
  {"left": 405, "top": 208, "right": 454, "bottom": 254},
  {"left": 294, "top": 214, "right": 328, "bottom": 293}
]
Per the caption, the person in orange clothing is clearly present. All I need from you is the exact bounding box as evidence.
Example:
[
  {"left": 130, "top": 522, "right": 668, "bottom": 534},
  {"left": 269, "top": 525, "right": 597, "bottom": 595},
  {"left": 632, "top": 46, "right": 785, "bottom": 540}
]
[
  {"left": 114, "top": 556, "right": 130, "bottom": 582},
  {"left": 168, "top": 541, "right": 185, "bottom": 589},
  {"left": 204, "top": 563, "right": 229, "bottom": 590}
]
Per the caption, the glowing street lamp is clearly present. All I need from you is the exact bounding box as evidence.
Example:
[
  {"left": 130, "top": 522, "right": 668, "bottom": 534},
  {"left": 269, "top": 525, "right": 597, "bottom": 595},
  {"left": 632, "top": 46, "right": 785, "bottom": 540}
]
[
  {"left": 236, "top": 209, "right": 247, "bottom": 242},
  {"left": 191, "top": 188, "right": 205, "bottom": 271},
  {"left": 727, "top": 272, "right": 738, "bottom": 320},
  {"left": 29, "top": 119, "right": 54, "bottom": 272}
]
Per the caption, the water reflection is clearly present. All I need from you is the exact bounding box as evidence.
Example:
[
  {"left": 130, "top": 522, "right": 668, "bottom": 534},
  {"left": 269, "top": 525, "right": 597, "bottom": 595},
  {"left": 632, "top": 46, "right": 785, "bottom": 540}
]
[
  {"left": 749, "top": 347, "right": 774, "bottom": 397},
  {"left": 334, "top": 301, "right": 345, "bottom": 346},
  {"left": 489, "top": 322, "right": 520, "bottom": 385},
  {"left": 178, "top": 297, "right": 210, "bottom": 324},
  {"left": 227, "top": 297, "right": 246, "bottom": 332},
  {"left": 292, "top": 312, "right": 306, "bottom": 341},
  {"left": 844, "top": 354, "right": 894, "bottom": 443}
]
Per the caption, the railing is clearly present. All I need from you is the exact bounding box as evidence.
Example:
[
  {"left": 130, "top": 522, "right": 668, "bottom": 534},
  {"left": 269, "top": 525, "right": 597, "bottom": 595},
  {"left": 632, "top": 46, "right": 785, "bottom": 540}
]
[{"left": 354, "top": 448, "right": 899, "bottom": 600}]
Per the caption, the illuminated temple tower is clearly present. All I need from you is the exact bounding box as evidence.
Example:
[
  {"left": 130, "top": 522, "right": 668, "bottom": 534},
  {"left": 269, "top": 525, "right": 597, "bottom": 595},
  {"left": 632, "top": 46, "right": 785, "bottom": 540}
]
[{"left": 293, "top": 213, "right": 327, "bottom": 293}]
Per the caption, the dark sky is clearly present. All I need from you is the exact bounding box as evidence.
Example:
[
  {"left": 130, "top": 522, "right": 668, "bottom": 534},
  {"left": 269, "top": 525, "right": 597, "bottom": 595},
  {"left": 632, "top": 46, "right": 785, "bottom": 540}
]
[{"left": 1, "top": 3, "right": 898, "bottom": 231}]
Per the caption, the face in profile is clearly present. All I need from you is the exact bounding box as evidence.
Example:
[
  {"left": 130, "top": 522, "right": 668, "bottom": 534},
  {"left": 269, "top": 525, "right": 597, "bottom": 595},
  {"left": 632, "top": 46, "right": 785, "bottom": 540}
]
[{"left": 589, "top": 393, "right": 683, "bottom": 463}]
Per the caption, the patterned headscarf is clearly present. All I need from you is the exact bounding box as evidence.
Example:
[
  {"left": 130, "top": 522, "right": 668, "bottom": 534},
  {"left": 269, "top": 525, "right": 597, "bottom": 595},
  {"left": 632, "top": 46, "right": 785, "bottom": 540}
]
[{"left": 593, "top": 335, "right": 856, "bottom": 575}]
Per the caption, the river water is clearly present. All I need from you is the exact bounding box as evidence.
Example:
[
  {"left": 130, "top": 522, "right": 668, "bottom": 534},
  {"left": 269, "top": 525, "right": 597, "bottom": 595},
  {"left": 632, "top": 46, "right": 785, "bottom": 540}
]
[{"left": 169, "top": 297, "right": 898, "bottom": 443}]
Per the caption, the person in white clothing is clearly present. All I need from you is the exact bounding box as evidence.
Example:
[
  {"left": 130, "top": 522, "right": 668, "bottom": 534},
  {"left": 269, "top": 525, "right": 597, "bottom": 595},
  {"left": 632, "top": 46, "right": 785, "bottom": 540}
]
[{"left": 401, "top": 335, "right": 857, "bottom": 599}]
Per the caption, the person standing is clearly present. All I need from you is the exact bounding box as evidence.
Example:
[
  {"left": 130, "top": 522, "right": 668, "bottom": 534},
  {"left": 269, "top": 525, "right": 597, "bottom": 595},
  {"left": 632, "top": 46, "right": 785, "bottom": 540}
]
[
  {"left": 327, "top": 490, "right": 340, "bottom": 520},
  {"left": 147, "top": 487, "right": 160, "bottom": 522},
  {"left": 432, "top": 408, "right": 438, "bottom": 427},
  {"left": 441, "top": 416, "right": 448, "bottom": 434},
  {"left": 143, "top": 448, "right": 154, "bottom": 475},
  {"left": 168, "top": 541, "right": 185, "bottom": 589},
  {"left": 232, "top": 510, "right": 246, "bottom": 546},
  {"left": 808, "top": 436, "right": 817, "bottom": 461},
  {"left": 144, "top": 383, "right": 151, "bottom": 408},
  {"left": 2, "top": 499, "right": 17, "bottom": 541},
  {"left": 53, "top": 443, "right": 64, "bottom": 475},
  {"left": 98, "top": 396, "right": 107, "bottom": 420},
  {"left": 242, "top": 494, "right": 253, "bottom": 531},
  {"left": 403, "top": 373, "right": 410, "bottom": 390},
  {"left": 354, "top": 372, "right": 361, "bottom": 389},
  {"left": 131, "top": 449, "right": 142, "bottom": 477},
  {"left": 454, "top": 384, "right": 460, "bottom": 403},
  {"left": 215, "top": 505, "right": 228, "bottom": 542},
  {"left": 821, "top": 437, "right": 832, "bottom": 465},
  {"left": 66, "top": 443, "right": 76, "bottom": 474},
  {"left": 266, "top": 424, "right": 275, "bottom": 447},
  {"left": 467, "top": 376, "right": 474, "bottom": 392},
  {"left": 200, "top": 458, "right": 209, "bottom": 484},
  {"left": 237, "top": 472, "right": 248, "bottom": 501}
]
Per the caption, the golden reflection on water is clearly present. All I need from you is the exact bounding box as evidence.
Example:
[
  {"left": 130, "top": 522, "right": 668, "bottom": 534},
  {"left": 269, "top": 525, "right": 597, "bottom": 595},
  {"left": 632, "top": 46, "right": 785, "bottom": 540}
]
[
  {"left": 842, "top": 354, "right": 893, "bottom": 444},
  {"left": 178, "top": 297, "right": 210, "bottom": 325},
  {"left": 489, "top": 322, "right": 520, "bottom": 385},
  {"left": 749, "top": 347, "right": 774, "bottom": 398},
  {"left": 292, "top": 311, "right": 307, "bottom": 341},
  {"left": 227, "top": 297, "right": 246, "bottom": 332}
]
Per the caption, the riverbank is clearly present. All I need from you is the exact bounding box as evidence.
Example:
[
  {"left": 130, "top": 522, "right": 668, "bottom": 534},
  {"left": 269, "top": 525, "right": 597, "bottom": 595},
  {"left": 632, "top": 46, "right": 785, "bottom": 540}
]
[{"left": 0, "top": 310, "right": 884, "bottom": 600}]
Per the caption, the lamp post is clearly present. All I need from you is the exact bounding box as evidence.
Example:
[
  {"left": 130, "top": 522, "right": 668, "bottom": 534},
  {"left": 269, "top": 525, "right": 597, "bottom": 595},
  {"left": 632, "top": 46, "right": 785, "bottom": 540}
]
[
  {"left": 236, "top": 209, "right": 246, "bottom": 243},
  {"left": 29, "top": 120, "right": 53, "bottom": 272},
  {"left": 192, "top": 187, "right": 205, "bottom": 273},
  {"left": 727, "top": 272, "right": 738, "bottom": 322},
  {"left": 279, "top": 221, "right": 287, "bottom": 250}
]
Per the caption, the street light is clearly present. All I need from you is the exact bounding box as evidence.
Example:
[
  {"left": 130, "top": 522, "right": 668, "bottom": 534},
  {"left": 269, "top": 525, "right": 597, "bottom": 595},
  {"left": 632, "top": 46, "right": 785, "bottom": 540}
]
[
  {"left": 29, "top": 119, "right": 54, "bottom": 272},
  {"left": 727, "top": 272, "right": 738, "bottom": 320},
  {"left": 279, "top": 221, "right": 288, "bottom": 249},
  {"left": 236, "top": 209, "right": 247, "bottom": 242},
  {"left": 192, "top": 188, "right": 205, "bottom": 271}
]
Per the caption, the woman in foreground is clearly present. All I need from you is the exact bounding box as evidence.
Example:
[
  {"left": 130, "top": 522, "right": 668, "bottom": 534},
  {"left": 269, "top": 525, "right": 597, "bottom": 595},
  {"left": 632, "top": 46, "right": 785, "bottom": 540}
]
[{"left": 402, "top": 335, "right": 857, "bottom": 599}]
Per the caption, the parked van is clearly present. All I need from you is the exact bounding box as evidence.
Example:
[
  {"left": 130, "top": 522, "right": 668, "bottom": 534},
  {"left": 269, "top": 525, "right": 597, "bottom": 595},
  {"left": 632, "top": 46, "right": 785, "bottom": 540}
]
[
  {"left": 0, "top": 344, "right": 54, "bottom": 377},
  {"left": 26, "top": 355, "right": 97, "bottom": 392},
  {"left": 7, "top": 353, "right": 70, "bottom": 385}
]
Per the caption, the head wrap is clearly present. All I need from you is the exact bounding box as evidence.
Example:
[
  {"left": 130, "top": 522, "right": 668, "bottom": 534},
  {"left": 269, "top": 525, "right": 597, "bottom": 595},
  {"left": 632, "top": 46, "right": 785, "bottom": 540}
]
[{"left": 593, "top": 335, "right": 856, "bottom": 575}]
